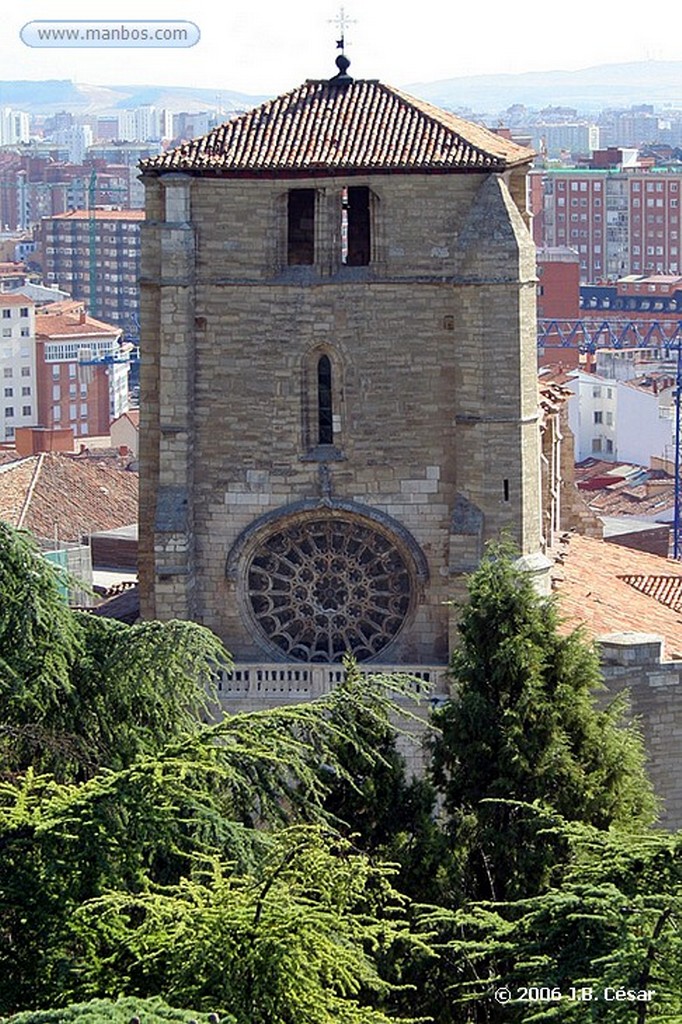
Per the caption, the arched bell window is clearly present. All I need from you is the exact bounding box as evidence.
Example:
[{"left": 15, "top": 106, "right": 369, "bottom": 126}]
[{"left": 317, "top": 354, "right": 333, "bottom": 445}]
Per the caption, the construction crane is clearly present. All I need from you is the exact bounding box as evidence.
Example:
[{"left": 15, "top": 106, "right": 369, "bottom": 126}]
[{"left": 537, "top": 317, "right": 682, "bottom": 559}]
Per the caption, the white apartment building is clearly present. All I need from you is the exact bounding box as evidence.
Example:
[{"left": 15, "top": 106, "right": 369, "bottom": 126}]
[
  {"left": 0, "top": 294, "right": 37, "bottom": 442},
  {"left": 0, "top": 108, "right": 30, "bottom": 146},
  {"left": 567, "top": 371, "right": 618, "bottom": 461}
]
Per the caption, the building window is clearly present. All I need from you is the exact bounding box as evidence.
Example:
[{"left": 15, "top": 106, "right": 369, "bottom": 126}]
[
  {"left": 3, "top": 368, "right": 11, "bottom": 379},
  {"left": 594, "top": 411, "right": 603, "bottom": 424},
  {"left": 606, "top": 439, "right": 613, "bottom": 453},
  {"left": 287, "top": 189, "right": 315, "bottom": 266},
  {"left": 4, "top": 388, "right": 12, "bottom": 398},
  {"left": 52, "top": 405, "right": 61, "bottom": 422},
  {"left": 21, "top": 387, "right": 30, "bottom": 396},
  {"left": 592, "top": 437, "right": 602, "bottom": 452},
  {"left": 21, "top": 367, "right": 30, "bottom": 377},
  {"left": 2, "top": 310, "right": 10, "bottom": 319},
  {"left": 317, "top": 354, "right": 333, "bottom": 445},
  {"left": 20, "top": 308, "right": 29, "bottom": 318},
  {"left": 4, "top": 407, "right": 13, "bottom": 418},
  {"left": 22, "top": 405, "right": 31, "bottom": 416},
  {"left": 343, "top": 186, "right": 371, "bottom": 266}
]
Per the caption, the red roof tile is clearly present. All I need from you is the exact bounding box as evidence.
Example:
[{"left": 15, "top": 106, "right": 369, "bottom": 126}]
[
  {"left": 619, "top": 574, "right": 682, "bottom": 610},
  {"left": 0, "top": 293, "right": 35, "bottom": 307},
  {"left": 142, "top": 78, "right": 534, "bottom": 176},
  {"left": 48, "top": 210, "right": 144, "bottom": 221},
  {"left": 0, "top": 452, "right": 138, "bottom": 542},
  {"left": 35, "top": 318, "right": 120, "bottom": 340},
  {"left": 552, "top": 534, "right": 682, "bottom": 659}
]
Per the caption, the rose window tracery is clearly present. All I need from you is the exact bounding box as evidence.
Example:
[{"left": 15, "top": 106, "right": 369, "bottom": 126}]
[{"left": 246, "top": 516, "right": 412, "bottom": 662}]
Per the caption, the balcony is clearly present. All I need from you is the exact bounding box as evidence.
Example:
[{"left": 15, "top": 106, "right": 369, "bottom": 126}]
[{"left": 217, "top": 662, "right": 451, "bottom": 703}]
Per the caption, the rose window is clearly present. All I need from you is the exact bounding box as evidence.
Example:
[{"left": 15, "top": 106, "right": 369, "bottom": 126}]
[{"left": 246, "top": 517, "right": 412, "bottom": 662}]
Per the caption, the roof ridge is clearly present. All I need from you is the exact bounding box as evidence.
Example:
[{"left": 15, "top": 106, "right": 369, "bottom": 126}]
[{"left": 17, "top": 452, "right": 45, "bottom": 530}]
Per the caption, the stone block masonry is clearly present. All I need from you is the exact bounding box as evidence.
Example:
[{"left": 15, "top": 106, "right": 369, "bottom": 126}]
[{"left": 139, "top": 163, "right": 544, "bottom": 666}]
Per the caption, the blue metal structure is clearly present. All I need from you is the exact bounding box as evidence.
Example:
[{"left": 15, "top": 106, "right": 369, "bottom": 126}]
[{"left": 537, "top": 317, "right": 682, "bottom": 559}]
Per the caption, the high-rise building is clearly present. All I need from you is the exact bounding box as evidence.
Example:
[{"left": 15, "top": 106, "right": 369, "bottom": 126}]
[
  {"left": 34, "top": 300, "right": 129, "bottom": 438},
  {"left": 0, "top": 293, "right": 37, "bottom": 442},
  {"left": 531, "top": 157, "right": 682, "bottom": 282},
  {"left": 41, "top": 209, "right": 143, "bottom": 330}
]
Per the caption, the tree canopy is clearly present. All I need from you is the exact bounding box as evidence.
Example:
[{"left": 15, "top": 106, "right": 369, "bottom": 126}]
[
  {"left": 0, "top": 525, "right": 677, "bottom": 1024},
  {"left": 429, "top": 544, "right": 656, "bottom": 903}
]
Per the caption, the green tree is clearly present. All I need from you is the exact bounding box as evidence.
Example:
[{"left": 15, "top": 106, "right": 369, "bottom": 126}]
[
  {"left": 0, "top": 523, "right": 228, "bottom": 780},
  {"left": 320, "top": 664, "right": 449, "bottom": 903},
  {"left": 430, "top": 544, "right": 656, "bottom": 906},
  {"left": 0, "top": 676, "right": 427, "bottom": 1017},
  {"left": 68, "top": 827, "right": 414, "bottom": 1024},
  {"left": 425, "top": 814, "right": 682, "bottom": 1023},
  {"left": 0, "top": 995, "right": 226, "bottom": 1023}
]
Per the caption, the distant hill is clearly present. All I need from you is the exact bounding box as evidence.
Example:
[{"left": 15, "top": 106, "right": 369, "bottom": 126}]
[
  {"left": 406, "top": 61, "right": 682, "bottom": 116},
  {"left": 0, "top": 80, "right": 265, "bottom": 115},
  {"left": 1, "top": 61, "right": 682, "bottom": 119}
]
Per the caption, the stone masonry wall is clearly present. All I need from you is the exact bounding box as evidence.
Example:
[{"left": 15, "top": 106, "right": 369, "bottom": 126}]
[
  {"left": 601, "top": 633, "right": 682, "bottom": 829},
  {"left": 140, "top": 169, "right": 543, "bottom": 664}
]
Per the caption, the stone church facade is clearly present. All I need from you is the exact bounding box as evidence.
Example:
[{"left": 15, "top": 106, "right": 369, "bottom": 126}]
[{"left": 138, "top": 63, "right": 544, "bottom": 688}]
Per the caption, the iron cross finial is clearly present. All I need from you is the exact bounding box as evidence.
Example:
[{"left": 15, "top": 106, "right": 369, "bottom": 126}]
[{"left": 330, "top": 6, "right": 356, "bottom": 55}]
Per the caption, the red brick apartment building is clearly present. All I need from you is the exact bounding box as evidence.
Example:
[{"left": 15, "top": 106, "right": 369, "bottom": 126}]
[
  {"left": 34, "top": 301, "right": 128, "bottom": 439},
  {"left": 41, "top": 209, "right": 143, "bottom": 329},
  {"left": 530, "top": 156, "right": 682, "bottom": 282}
]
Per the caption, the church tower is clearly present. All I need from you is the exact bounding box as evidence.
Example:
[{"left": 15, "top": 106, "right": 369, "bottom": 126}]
[{"left": 138, "top": 57, "right": 544, "bottom": 685}]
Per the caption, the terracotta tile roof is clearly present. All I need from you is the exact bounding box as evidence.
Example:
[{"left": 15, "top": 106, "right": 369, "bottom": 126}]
[
  {"left": 539, "top": 379, "right": 572, "bottom": 422},
  {"left": 619, "top": 574, "right": 682, "bottom": 610},
  {"left": 552, "top": 534, "right": 682, "bottom": 659},
  {"left": 142, "top": 78, "right": 534, "bottom": 176},
  {"left": 35, "top": 314, "right": 121, "bottom": 340},
  {"left": 586, "top": 480, "right": 675, "bottom": 518},
  {"left": 0, "top": 293, "right": 34, "bottom": 307},
  {"left": 48, "top": 210, "right": 144, "bottom": 221},
  {"left": 0, "top": 452, "right": 138, "bottom": 542}
]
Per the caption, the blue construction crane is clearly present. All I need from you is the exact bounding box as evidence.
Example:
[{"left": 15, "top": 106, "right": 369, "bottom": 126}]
[{"left": 538, "top": 317, "right": 682, "bottom": 558}]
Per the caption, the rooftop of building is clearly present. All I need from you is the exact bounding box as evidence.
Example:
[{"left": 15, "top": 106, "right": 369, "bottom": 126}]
[
  {"left": 552, "top": 533, "right": 682, "bottom": 659},
  {"left": 111, "top": 409, "right": 139, "bottom": 428},
  {"left": 573, "top": 459, "right": 675, "bottom": 519},
  {"left": 35, "top": 316, "right": 121, "bottom": 340},
  {"left": 46, "top": 209, "right": 145, "bottom": 222},
  {"left": 0, "top": 450, "right": 138, "bottom": 543},
  {"left": 141, "top": 68, "right": 534, "bottom": 177},
  {"left": 0, "top": 293, "right": 34, "bottom": 307}
]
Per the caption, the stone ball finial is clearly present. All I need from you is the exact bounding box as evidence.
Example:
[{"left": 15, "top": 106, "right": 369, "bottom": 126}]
[{"left": 335, "top": 53, "right": 351, "bottom": 76}]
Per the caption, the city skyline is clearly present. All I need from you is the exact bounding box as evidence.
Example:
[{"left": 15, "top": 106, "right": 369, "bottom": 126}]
[{"left": 4, "top": 0, "right": 682, "bottom": 97}]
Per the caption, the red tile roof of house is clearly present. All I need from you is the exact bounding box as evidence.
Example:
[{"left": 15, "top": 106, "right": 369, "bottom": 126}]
[
  {"left": 0, "top": 293, "right": 34, "bottom": 307},
  {"left": 35, "top": 316, "right": 121, "bottom": 340},
  {"left": 0, "top": 452, "right": 138, "bottom": 542},
  {"left": 113, "top": 409, "right": 139, "bottom": 427},
  {"left": 48, "top": 210, "right": 144, "bottom": 221},
  {"left": 619, "top": 574, "right": 682, "bottom": 610},
  {"left": 552, "top": 534, "right": 682, "bottom": 659},
  {"left": 142, "top": 78, "right": 534, "bottom": 176}
]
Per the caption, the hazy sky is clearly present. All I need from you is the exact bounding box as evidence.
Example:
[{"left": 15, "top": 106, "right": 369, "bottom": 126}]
[{"left": 5, "top": 0, "right": 682, "bottom": 95}]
